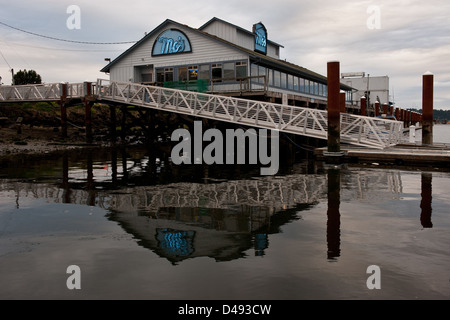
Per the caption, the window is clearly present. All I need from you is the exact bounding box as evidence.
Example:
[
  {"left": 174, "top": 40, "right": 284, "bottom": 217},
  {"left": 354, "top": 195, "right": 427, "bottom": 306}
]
[
  {"left": 236, "top": 61, "right": 248, "bottom": 79},
  {"left": 198, "top": 65, "right": 210, "bottom": 80},
  {"left": 257, "top": 65, "right": 265, "bottom": 84},
  {"left": 280, "top": 72, "right": 287, "bottom": 89},
  {"left": 164, "top": 68, "right": 174, "bottom": 82},
  {"left": 274, "top": 70, "right": 281, "bottom": 87},
  {"left": 268, "top": 69, "right": 273, "bottom": 86},
  {"left": 304, "top": 79, "right": 309, "bottom": 93},
  {"left": 300, "top": 78, "right": 305, "bottom": 92},
  {"left": 288, "top": 74, "right": 294, "bottom": 90},
  {"left": 188, "top": 66, "right": 198, "bottom": 81},
  {"left": 212, "top": 63, "right": 222, "bottom": 81},
  {"left": 178, "top": 67, "right": 188, "bottom": 82},
  {"left": 223, "top": 62, "right": 235, "bottom": 80}
]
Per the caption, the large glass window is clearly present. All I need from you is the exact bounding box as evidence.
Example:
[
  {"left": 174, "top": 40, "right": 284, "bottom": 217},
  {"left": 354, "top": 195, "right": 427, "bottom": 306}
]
[
  {"left": 257, "top": 65, "right": 265, "bottom": 84},
  {"left": 223, "top": 62, "right": 235, "bottom": 80},
  {"left": 178, "top": 67, "right": 187, "bottom": 82},
  {"left": 300, "top": 78, "right": 305, "bottom": 92},
  {"left": 280, "top": 72, "right": 287, "bottom": 89},
  {"left": 198, "top": 64, "right": 209, "bottom": 80},
  {"left": 288, "top": 74, "right": 294, "bottom": 90},
  {"left": 304, "top": 79, "right": 310, "bottom": 93},
  {"left": 236, "top": 61, "right": 248, "bottom": 79},
  {"left": 274, "top": 70, "right": 281, "bottom": 87},
  {"left": 212, "top": 63, "right": 223, "bottom": 81},
  {"left": 165, "top": 68, "right": 174, "bottom": 82},
  {"left": 188, "top": 66, "right": 198, "bottom": 81}
]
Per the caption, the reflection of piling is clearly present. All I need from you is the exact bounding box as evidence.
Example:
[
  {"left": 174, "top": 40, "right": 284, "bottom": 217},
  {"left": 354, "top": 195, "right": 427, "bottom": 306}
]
[
  {"left": 327, "top": 61, "right": 341, "bottom": 153},
  {"left": 420, "top": 173, "right": 433, "bottom": 229},
  {"left": 327, "top": 168, "right": 341, "bottom": 260},
  {"left": 62, "top": 152, "right": 71, "bottom": 204},
  {"left": 422, "top": 72, "right": 434, "bottom": 145}
]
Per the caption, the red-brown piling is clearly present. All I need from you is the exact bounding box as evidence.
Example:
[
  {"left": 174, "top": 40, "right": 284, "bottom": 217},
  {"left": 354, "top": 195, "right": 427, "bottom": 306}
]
[
  {"left": 422, "top": 72, "right": 434, "bottom": 145},
  {"left": 84, "top": 82, "right": 93, "bottom": 144},
  {"left": 59, "top": 83, "right": 68, "bottom": 139},
  {"left": 360, "top": 96, "right": 367, "bottom": 116},
  {"left": 340, "top": 91, "right": 346, "bottom": 113},
  {"left": 327, "top": 61, "right": 341, "bottom": 153},
  {"left": 375, "top": 101, "right": 380, "bottom": 117}
]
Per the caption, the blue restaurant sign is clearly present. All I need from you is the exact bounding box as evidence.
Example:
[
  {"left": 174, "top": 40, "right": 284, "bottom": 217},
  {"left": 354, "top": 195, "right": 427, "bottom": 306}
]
[
  {"left": 253, "top": 23, "right": 267, "bottom": 55},
  {"left": 152, "top": 29, "right": 192, "bottom": 56}
]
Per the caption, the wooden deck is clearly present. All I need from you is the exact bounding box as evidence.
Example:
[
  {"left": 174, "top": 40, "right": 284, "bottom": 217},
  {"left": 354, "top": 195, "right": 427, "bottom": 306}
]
[{"left": 315, "top": 143, "right": 450, "bottom": 167}]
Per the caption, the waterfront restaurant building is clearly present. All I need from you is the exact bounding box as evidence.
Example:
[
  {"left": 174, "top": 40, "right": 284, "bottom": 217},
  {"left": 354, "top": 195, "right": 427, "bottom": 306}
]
[{"left": 101, "top": 17, "right": 354, "bottom": 109}]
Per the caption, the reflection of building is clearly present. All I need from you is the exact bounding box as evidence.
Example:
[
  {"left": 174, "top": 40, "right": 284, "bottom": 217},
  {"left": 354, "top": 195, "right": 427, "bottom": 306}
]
[
  {"left": 108, "top": 205, "right": 305, "bottom": 265},
  {"left": 341, "top": 73, "right": 390, "bottom": 107},
  {"left": 101, "top": 17, "right": 354, "bottom": 108}
]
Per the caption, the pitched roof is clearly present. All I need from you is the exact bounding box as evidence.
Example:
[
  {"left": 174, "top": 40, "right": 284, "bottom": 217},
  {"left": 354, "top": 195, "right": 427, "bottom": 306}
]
[
  {"left": 100, "top": 18, "right": 353, "bottom": 90},
  {"left": 198, "top": 17, "right": 284, "bottom": 48}
]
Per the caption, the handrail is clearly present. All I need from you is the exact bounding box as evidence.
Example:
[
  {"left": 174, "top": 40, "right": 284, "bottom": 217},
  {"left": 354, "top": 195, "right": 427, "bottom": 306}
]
[{"left": 96, "top": 79, "right": 406, "bottom": 149}]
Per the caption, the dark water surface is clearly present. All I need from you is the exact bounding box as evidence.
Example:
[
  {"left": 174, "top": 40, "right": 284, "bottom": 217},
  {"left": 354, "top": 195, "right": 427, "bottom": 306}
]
[{"left": 0, "top": 141, "right": 449, "bottom": 300}]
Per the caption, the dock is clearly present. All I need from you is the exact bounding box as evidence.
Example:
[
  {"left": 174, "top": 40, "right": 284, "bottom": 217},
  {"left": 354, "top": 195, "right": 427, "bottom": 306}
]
[{"left": 315, "top": 143, "right": 450, "bottom": 168}]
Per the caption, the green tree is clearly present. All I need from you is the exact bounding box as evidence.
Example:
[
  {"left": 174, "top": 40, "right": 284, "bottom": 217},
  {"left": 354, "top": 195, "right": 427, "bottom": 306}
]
[{"left": 13, "top": 69, "right": 42, "bottom": 85}]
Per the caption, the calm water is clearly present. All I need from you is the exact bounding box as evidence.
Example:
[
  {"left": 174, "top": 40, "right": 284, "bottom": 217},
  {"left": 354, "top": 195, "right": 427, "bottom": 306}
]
[{"left": 0, "top": 125, "right": 449, "bottom": 300}]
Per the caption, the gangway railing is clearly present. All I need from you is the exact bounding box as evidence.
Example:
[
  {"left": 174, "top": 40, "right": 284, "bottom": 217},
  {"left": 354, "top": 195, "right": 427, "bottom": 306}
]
[
  {"left": 0, "top": 82, "right": 85, "bottom": 102},
  {"left": 96, "top": 79, "right": 406, "bottom": 149},
  {"left": 0, "top": 80, "right": 407, "bottom": 149}
]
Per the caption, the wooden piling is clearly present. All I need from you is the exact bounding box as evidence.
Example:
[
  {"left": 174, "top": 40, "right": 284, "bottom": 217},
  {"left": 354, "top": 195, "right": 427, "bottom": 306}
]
[
  {"left": 422, "top": 72, "right": 434, "bottom": 145},
  {"left": 360, "top": 96, "right": 367, "bottom": 116},
  {"left": 110, "top": 105, "right": 117, "bottom": 145},
  {"left": 327, "top": 61, "right": 341, "bottom": 153},
  {"left": 84, "top": 82, "right": 93, "bottom": 144},
  {"left": 340, "top": 91, "right": 346, "bottom": 113},
  {"left": 60, "top": 83, "right": 68, "bottom": 139}
]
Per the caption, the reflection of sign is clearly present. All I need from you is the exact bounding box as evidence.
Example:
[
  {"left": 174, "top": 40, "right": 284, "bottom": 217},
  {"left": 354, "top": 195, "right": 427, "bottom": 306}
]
[
  {"left": 253, "top": 23, "right": 267, "bottom": 55},
  {"left": 156, "top": 228, "right": 195, "bottom": 257},
  {"left": 152, "top": 29, "right": 192, "bottom": 56}
]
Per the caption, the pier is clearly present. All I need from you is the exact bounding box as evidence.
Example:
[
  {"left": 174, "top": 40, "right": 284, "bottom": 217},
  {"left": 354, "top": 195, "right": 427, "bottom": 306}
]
[{"left": 0, "top": 64, "right": 448, "bottom": 168}]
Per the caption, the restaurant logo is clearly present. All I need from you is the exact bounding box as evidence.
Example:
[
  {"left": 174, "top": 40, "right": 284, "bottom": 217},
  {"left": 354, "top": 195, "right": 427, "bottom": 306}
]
[
  {"left": 253, "top": 23, "right": 267, "bottom": 55},
  {"left": 152, "top": 29, "right": 192, "bottom": 56}
]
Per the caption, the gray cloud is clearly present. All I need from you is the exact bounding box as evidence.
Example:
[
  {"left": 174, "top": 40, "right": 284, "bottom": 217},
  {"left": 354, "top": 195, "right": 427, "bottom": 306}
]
[{"left": 1, "top": 0, "right": 449, "bottom": 109}]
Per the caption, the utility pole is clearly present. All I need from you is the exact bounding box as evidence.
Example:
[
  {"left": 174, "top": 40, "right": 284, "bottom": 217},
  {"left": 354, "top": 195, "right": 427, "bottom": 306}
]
[{"left": 11, "top": 68, "right": 14, "bottom": 85}]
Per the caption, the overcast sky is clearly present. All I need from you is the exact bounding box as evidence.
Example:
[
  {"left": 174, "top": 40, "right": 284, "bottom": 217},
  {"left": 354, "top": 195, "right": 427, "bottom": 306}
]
[{"left": 1, "top": 0, "right": 450, "bottom": 109}]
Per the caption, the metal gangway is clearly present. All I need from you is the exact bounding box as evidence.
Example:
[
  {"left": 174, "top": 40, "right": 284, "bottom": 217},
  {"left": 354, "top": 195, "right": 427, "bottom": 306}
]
[{"left": 0, "top": 80, "right": 407, "bottom": 149}]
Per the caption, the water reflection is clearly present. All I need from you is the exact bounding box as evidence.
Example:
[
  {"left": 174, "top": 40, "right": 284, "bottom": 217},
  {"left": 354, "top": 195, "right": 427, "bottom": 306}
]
[
  {"left": 420, "top": 173, "right": 433, "bottom": 229},
  {"left": 327, "top": 167, "right": 341, "bottom": 260},
  {"left": 0, "top": 146, "right": 437, "bottom": 265}
]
